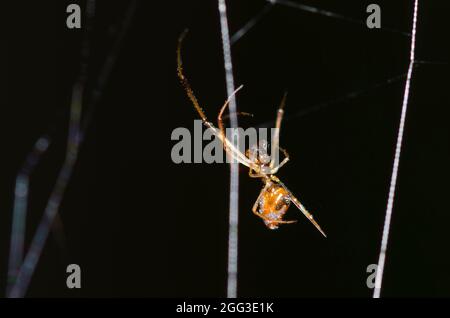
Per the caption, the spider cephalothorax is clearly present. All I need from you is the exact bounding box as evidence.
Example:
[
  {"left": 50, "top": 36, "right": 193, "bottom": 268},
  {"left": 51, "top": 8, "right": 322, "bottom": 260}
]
[
  {"left": 177, "top": 31, "right": 326, "bottom": 237},
  {"left": 245, "top": 140, "right": 272, "bottom": 173}
]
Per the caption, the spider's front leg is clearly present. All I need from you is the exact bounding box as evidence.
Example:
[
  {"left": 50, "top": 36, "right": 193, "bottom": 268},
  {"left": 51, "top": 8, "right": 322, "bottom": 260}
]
[{"left": 217, "top": 85, "right": 244, "bottom": 154}]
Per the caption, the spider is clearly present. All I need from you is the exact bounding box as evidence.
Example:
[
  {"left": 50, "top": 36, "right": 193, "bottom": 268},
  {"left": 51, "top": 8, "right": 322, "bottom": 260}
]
[{"left": 177, "top": 31, "right": 326, "bottom": 237}]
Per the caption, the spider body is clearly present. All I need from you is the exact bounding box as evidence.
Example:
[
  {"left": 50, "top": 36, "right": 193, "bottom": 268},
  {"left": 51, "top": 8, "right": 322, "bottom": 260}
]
[
  {"left": 256, "top": 181, "right": 291, "bottom": 230},
  {"left": 177, "top": 31, "right": 326, "bottom": 237}
]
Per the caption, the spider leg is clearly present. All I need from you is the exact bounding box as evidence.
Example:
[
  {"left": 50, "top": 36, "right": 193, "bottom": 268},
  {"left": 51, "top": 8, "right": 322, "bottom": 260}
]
[
  {"left": 252, "top": 182, "right": 271, "bottom": 215},
  {"left": 221, "top": 112, "right": 253, "bottom": 121},
  {"left": 177, "top": 31, "right": 257, "bottom": 170},
  {"left": 177, "top": 30, "right": 209, "bottom": 125},
  {"left": 218, "top": 85, "right": 244, "bottom": 155},
  {"left": 260, "top": 205, "right": 297, "bottom": 224},
  {"left": 270, "top": 175, "right": 327, "bottom": 237},
  {"left": 270, "top": 220, "right": 297, "bottom": 225},
  {"left": 270, "top": 92, "right": 287, "bottom": 169},
  {"left": 248, "top": 168, "right": 264, "bottom": 178},
  {"left": 216, "top": 86, "right": 258, "bottom": 167},
  {"left": 270, "top": 147, "right": 290, "bottom": 174}
]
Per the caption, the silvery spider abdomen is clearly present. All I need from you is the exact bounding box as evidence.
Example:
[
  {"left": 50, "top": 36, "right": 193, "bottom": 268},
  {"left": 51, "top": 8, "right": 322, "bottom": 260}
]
[{"left": 258, "top": 183, "right": 292, "bottom": 230}]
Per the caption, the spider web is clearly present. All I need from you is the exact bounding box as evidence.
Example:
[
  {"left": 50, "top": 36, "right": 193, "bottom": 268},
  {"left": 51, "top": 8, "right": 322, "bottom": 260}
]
[{"left": 218, "top": 0, "right": 240, "bottom": 299}]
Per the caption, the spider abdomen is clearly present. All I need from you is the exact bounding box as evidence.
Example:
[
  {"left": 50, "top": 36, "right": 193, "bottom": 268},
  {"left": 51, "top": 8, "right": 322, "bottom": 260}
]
[{"left": 259, "top": 184, "right": 291, "bottom": 230}]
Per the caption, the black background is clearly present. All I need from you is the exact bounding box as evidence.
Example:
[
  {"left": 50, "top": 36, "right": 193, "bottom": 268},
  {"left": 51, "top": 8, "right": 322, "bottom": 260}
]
[{"left": 2, "top": 0, "right": 450, "bottom": 297}]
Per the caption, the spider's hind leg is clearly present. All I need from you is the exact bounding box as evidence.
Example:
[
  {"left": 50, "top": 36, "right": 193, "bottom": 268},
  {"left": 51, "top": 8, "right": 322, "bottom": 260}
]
[{"left": 270, "top": 175, "right": 327, "bottom": 237}]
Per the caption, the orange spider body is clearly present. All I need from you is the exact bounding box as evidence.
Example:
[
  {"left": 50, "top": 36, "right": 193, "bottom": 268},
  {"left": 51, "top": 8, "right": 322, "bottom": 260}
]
[
  {"left": 257, "top": 182, "right": 291, "bottom": 230},
  {"left": 177, "top": 30, "right": 326, "bottom": 237}
]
